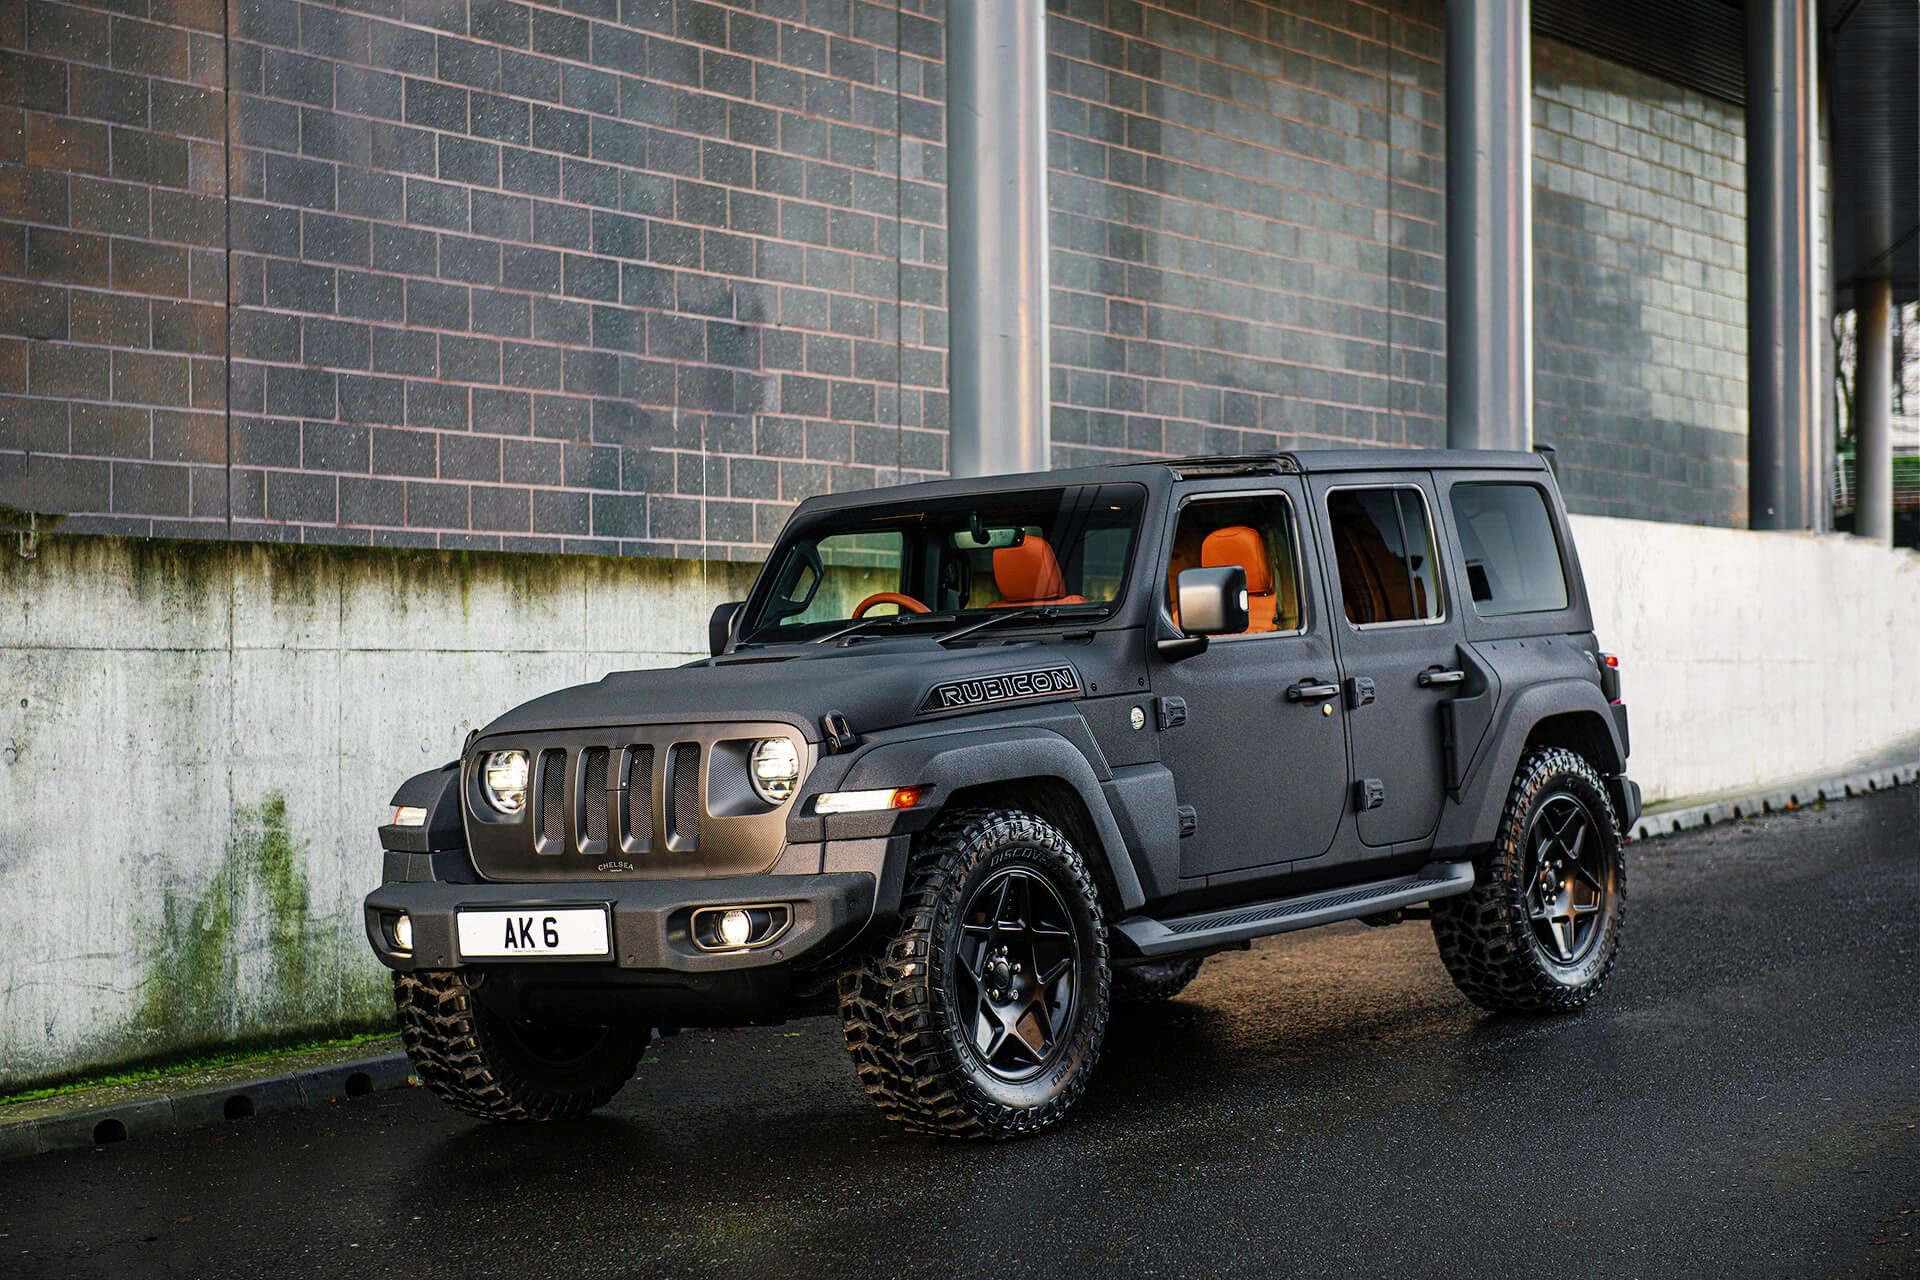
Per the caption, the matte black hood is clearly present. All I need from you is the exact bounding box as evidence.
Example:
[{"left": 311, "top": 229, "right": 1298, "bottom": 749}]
[{"left": 476, "top": 637, "right": 1093, "bottom": 742}]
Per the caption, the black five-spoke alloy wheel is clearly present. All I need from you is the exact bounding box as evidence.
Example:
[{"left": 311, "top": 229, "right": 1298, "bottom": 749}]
[
  {"left": 1523, "top": 791, "right": 1611, "bottom": 968},
  {"left": 838, "top": 808, "right": 1110, "bottom": 1139},
  {"left": 950, "top": 866, "right": 1082, "bottom": 1083},
  {"left": 1432, "top": 746, "right": 1625, "bottom": 1012}
]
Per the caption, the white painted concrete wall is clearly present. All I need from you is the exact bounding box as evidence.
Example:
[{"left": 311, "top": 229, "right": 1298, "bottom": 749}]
[
  {"left": 2, "top": 522, "right": 1916, "bottom": 1086},
  {"left": 1570, "top": 515, "right": 1920, "bottom": 802}
]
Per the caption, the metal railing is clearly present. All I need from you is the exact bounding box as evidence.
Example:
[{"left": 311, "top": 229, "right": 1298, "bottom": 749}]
[{"left": 1832, "top": 446, "right": 1920, "bottom": 513}]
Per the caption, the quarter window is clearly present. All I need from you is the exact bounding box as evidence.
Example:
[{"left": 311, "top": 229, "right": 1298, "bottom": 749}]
[
  {"left": 1325, "top": 486, "right": 1443, "bottom": 626},
  {"left": 1449, "top": 482, "right": 1569, "bottom": 616}
]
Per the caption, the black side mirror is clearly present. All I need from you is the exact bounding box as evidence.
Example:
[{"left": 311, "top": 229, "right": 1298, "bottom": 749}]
[
  {"left": 1158, "top": 565, "right": 1248, "bottom": 658},
  {"left": 1178, "top": 565, "right": 1249, "bottom": 635},
  {"left": 709, "top": 601, "right": 744, "bottom": 656}
]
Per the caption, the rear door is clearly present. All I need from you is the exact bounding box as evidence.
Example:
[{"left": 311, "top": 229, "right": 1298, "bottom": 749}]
[
  {"left": 1151, "top": 481, "right": 1349, "bottom": 879},
  {"left": 1310, "top": 474, "right": 1465, "bottom": 848}
]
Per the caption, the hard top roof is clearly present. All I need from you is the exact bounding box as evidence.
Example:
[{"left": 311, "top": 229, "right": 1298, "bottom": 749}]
[{"left": 796, "top": 448, "right": 1549, "bottom": 514}]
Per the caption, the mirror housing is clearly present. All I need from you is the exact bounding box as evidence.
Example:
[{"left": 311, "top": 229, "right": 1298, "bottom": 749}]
[
  {"left": 1175, "top": 566, "right": 1249, "bottom": 636},
  {"left": 709, "top": 601, "right": 744, "bottom": 656}
]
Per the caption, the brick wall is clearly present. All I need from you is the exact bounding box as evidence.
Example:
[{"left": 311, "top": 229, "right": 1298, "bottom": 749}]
[
  {"left": 2, "top": 1, "right": 1812, "bottom": 546},
  {"left": 1531, "top": 37, "right": 1749, "bottom": 526},
  {"left": 4, "top": 0, "right": 948, "bottom": 556},
  {"left": 0, "top": 0, "right": 230, "bottom": 535},
  {"left": 1044, "top": 0, "right": 1448, "bottom": 466}
]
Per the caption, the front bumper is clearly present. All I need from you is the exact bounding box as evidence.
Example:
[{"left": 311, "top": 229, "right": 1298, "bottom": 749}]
[{"left": 363, "top": 872, "right": 876, "bottom": 975}]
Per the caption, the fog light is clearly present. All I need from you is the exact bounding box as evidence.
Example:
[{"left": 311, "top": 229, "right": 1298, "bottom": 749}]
[
  {"left": 690, "top": 904, "right": 792, "bottom": 952},
  {"left": 393, "top": 914, "right": 413, "bottom": 952}
]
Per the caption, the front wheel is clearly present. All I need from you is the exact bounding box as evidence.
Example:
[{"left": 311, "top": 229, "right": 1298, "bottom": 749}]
[
  {"left": 838, "top": 809, "right": 1111, "bottom": 1139},
  {"left": 1432, "top": 747, "right": 1625, "bottom": 1012},
  {"left": 394, "top": 970, "right": 650, "bottom": 1120}
]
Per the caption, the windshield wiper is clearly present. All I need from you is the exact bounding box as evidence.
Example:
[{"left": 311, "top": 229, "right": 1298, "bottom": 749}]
[
  {"left": 814, "top": 611, "right": 955, "bottom": 645},
  {"left": 935, "top": 604, "right": 1104, "bottom": 648}
]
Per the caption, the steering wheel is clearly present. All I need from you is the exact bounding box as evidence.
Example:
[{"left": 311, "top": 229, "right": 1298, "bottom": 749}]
[{"left": 851, "top": 592, "right": 931, "bottom": 618}]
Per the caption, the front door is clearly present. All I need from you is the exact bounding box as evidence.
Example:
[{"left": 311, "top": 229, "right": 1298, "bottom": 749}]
[
  {"left": 1311, "top": 475, "right": 1465, "bottom": 848},
  {"left": 1152, "top": 482, "right": 1350, "bottom": 880}
]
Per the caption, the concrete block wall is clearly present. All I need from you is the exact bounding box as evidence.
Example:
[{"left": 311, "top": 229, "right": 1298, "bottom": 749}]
[
  {"left": 7, "top": 0, "right": 1814, "bottom": 545},
  {"left": 1533, "top": 40, "right": 1751, "bottom": 526},
  {"left": 2, "top": 0, "right": 950, "bottom": 557},
  {"left": 0, "top": 0, "right": 231, "bottom": 531},
  {"left": 1044, "top": 0, "right": 1450, "bottom": 465}
]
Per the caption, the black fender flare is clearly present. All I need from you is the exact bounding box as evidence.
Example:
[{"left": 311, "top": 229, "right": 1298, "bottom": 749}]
[
  {"left": 1436, "top": 679, "right": 1628, "bottom": 853},
  {"left": 379, "top": 761, "right": 463, "bottom": 855},
  {"left": 832, "top": 726, "right": 1147, "bottom": 911}
]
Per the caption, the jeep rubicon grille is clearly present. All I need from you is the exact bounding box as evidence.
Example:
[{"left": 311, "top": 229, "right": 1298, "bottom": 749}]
[{"left": 464, "top": 724, "right": 804, "bottom": 883}]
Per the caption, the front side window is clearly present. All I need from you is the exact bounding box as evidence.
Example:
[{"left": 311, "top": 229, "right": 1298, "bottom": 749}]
[
  {"left": 743, "top": 484, "right": 1146, "bottom": 642},
  {"left": 1325, "top": 486, "right": 1443, "bottom": 626},
  {"left": 1449, "top": 482, "right": 1569, "bottom": 616},
  {"left": 1166, "top": 495, "right": 1304, "bottom": 636}
]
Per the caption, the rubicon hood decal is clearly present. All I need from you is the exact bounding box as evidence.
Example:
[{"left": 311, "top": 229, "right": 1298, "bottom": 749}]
[{"left": 918, "top": 665, "right": 1081, "bottom": 714}]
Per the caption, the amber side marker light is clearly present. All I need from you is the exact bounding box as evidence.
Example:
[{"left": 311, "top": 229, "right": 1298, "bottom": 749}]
[{"left": 814, "top": 787, "right": 923, "bottom": 815}]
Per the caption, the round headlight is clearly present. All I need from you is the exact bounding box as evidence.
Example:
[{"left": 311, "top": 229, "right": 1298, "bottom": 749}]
[
  {"left": 481, "top": 750, "right": 529, "bottom": 814},
  {"left": 748, "top": 737, "right": 801, "bottom": 804}
]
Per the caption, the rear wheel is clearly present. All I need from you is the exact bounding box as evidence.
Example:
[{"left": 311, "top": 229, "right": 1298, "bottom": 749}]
[
  {"left": 394, "top": 969, "right": 650, "bottom": 1121},
  {"left": 1432, "top": 747, "right": 1625, "bottom": 1012},
  {"left": 838, "top": 809, "right": 1110, "bottom": 1139},
  {"left": 1113, "top": 955, "right": 1206, "bottom": 1005}
]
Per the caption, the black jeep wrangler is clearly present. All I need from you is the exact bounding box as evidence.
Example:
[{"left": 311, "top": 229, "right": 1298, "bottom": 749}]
[{"left": 366, "top": 449, "right": 1637, "bottom": 1138}]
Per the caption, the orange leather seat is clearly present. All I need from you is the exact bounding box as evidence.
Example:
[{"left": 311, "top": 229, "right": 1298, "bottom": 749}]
[
  {"left": 1201, "top": 525, "right": 1278, "bottom": 632},
  {"left": 990, "top": 536, "right": 1086, "bottom": 608}
]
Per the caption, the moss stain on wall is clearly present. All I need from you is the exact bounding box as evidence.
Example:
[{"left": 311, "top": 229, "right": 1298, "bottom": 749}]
[{"left": 134, "top": 794, "right": 374, "bottom": 1056}]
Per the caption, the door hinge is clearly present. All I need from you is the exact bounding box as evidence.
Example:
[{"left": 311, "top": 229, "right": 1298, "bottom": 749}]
[
  {"left": 1354, "top": 778, "right": 1385, "bottom": 812},
  {"left": 1346, "top": 676, "right": 1375, "bottom": 709},
  {"left": 1176, "top": 805, "right": 1198, "bottom": 838},
  {"left": 1155, "top": 696, "right": 1187, "bottom": 730}
]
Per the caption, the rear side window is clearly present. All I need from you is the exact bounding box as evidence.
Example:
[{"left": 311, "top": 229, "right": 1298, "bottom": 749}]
[
  {"left": 1325, "top": 486, "right": 1443, "bottom": 626},
  {"left": 1449, "top": 483, "right": 1569, "bottom": 616}
]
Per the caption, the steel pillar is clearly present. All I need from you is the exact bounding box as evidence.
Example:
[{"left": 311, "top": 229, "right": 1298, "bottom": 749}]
[
  {"left": 1745, "top": 0, "right": 1823, "bottom": 529},
  {"left": 945, "top": 0, "right": 1050, "bottom": 477},
  {"left": 1854, "top": 277, "right": 1894, "bottom": 542},
  {"left": 1445, "top": 0, "right": 1533, "bottom": 453}
]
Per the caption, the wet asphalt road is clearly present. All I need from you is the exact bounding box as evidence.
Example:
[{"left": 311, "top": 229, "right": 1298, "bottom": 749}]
[{"left": 5, "top": 786, "right": 1918, "bottom": 1280}]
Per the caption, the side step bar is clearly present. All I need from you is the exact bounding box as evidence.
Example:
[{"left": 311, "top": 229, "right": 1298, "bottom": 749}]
[{"left": 1113, "top": 861, "right": 1476, "bottom": 958}]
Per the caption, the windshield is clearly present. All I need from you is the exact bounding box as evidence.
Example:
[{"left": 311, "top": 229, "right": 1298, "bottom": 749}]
[{"left": 742, "top": 484, "right": 1147, "bottom": 643}]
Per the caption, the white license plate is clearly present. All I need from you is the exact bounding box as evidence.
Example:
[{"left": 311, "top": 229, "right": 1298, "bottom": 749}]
[{"left": 456, "top": 907, "right": 611, "bottom": 959}]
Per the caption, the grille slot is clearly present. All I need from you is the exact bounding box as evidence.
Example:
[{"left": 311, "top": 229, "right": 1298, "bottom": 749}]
[
  {"left": 581, "top": 747, "right": 608, "bottom": 846},
  {"left": 667, "top": 744, "right": 701, "bottom": 850},
  {"left": 620, "top": 745, "right": 655, "bottom": 850},
  {"left": 538, "top": 748, "right": 567, "bottom": 851}
]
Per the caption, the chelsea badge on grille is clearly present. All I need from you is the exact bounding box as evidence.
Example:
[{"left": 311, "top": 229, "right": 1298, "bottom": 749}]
[{"left": 918, "top": 665, "right": 1081, "bottom": 714}]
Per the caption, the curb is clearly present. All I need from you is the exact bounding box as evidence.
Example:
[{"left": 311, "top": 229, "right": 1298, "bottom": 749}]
[
  {"left": 1629, "top": 758, "right": 1920, "bottom": 841},
  {"left": 0, "top": 1053, "right": 414, "bottom": 1163}
]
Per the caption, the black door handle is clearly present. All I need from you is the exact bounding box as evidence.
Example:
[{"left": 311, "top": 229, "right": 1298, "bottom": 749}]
[
  {"left": 1286, "top": 679, "right": 1339, "bottom": 702},
  {"left": 1418, "top": 668, "right": 1466, "bottom": 688}
]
